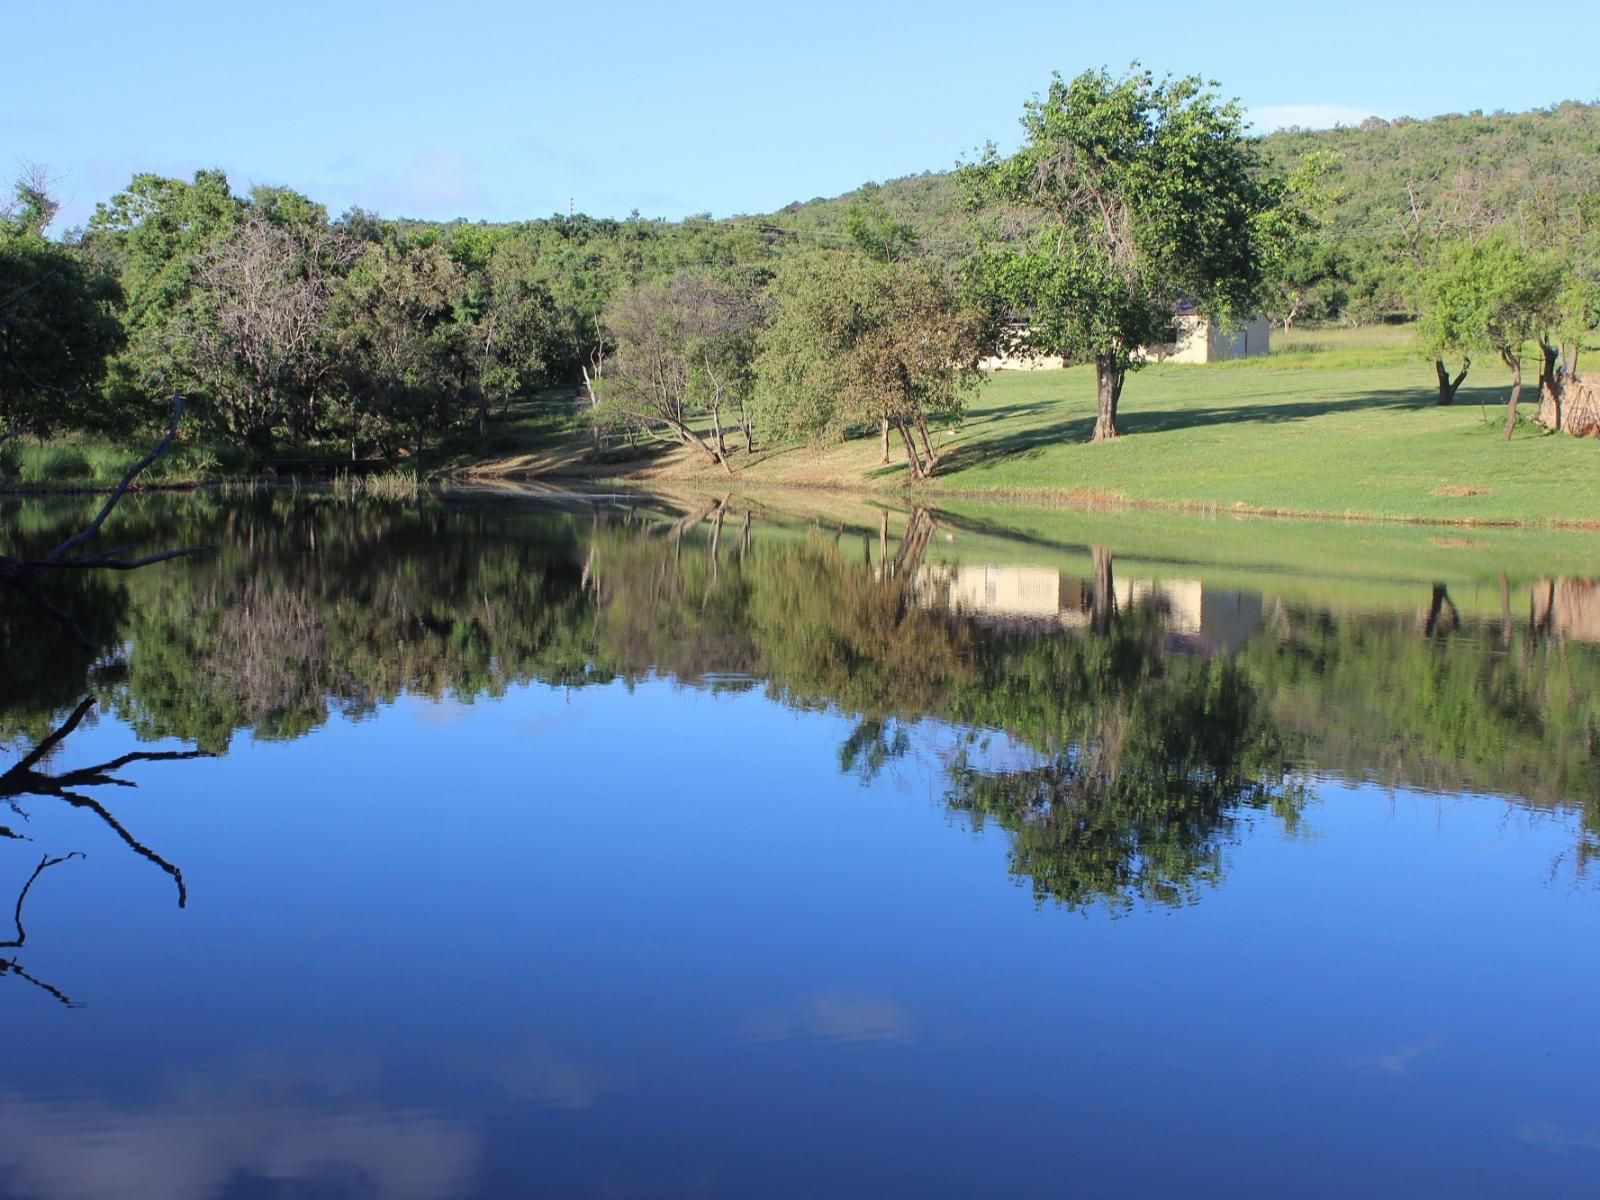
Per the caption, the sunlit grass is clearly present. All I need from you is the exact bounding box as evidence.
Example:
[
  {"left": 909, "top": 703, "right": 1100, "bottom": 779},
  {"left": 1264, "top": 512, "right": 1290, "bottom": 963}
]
[{"left": 620, "top": 323, "right": 1600, "bottom": 526}]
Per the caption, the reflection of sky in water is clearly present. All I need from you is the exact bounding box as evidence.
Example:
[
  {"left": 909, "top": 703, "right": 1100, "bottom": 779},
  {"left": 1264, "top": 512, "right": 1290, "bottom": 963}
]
[
  {"left": 2, "top": 679, "right": 1598, "bottom": 1197},
  {"left": 0, "top": 1077, "right": 476, "bottom": 1200}
]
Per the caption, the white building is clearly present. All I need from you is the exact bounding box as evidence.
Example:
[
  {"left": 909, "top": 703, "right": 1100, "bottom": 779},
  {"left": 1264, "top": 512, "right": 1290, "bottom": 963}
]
[
  {"left": 1142, "top": 309, "right": 1271, "bottom": 364},
  {"left": 979, "top": 305, "right": 1270, "bottom": 371}
]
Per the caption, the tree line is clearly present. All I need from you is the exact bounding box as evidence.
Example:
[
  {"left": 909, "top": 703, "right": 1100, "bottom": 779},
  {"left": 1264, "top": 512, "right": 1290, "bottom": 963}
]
[{"left": 5, "top": 75, "right": 1599, "bottom": 470}]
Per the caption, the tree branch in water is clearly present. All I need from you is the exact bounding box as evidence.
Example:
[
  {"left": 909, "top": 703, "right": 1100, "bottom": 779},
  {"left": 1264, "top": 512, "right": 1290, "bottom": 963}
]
[{"left": 0, "top": 395, "right": 210, "bottom": 646}]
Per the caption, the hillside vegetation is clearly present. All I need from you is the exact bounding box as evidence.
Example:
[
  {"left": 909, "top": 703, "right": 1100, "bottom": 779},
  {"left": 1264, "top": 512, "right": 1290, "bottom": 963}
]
[{"left": 4, "top": 90, "right": 1599, "bottom": 497}]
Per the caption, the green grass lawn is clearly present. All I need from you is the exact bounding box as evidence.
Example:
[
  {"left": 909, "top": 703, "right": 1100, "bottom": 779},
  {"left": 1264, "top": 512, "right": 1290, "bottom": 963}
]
[{"left": 594, "top": 327, "right": 1600, "bottom": 527}]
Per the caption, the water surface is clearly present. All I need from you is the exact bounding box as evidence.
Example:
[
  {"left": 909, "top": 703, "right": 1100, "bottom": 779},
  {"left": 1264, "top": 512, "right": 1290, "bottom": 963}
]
[{"left": 2, "top": 491, "right": 1598, "bottom": 1198}]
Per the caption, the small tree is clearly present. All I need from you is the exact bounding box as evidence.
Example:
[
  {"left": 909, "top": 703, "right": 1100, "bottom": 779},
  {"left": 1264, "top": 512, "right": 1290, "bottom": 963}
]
[
  {"left": 459, "top": 237, "right": 560, "bottom": 446},
  {"left": 965, "top": 67, "right": 1273, "bottom": 441},
  {"left": 591, "top": 271, "right": 760, "bottom": 473},
  {"left": 752, "top": 252, "right": 982, "bottom": 479},
  {"left": 1394, "top": 173, "right": 1497, "bottom": 405},
  {"left": 1258, "top": 153, "right": 1348, "bottom": 333},
  {"left": 1420, "top": 232, "right": 1562, "bottom": 439}
]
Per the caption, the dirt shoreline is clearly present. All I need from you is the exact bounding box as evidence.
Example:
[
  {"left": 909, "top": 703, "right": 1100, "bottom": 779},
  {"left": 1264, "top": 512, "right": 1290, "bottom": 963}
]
[
  {"left": 470, "top": 465, "right": 1600, "bottom": 531},
  {"left": 9, "top": 466, "right": 1598, "bottom": 532}
]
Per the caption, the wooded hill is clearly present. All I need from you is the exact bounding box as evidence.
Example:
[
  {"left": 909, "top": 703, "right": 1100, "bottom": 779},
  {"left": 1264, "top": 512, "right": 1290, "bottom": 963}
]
[{"left": 762, "top": 99, "right": 1600, "bottom": 322}]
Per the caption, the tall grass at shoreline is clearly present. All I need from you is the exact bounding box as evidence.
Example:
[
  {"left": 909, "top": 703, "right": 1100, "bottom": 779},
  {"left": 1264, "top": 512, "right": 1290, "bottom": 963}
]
[{"left": 0, "top": 437, "right": 249, "bottom": 489}]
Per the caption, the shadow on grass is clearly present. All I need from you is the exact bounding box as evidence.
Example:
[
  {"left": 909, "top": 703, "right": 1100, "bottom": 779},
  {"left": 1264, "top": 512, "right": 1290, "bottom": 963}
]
[{"left": 950, "top": 386, "right": 1448, "bottom": 472}]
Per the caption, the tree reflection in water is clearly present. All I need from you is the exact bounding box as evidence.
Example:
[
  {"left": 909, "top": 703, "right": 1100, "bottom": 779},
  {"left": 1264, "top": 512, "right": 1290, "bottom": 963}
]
[
  {"left": 921, "top": 545, "right": 1298, "bottom": 909},
  {"left": 3, "top": 490, "right": 1597, "bottom": 921}
]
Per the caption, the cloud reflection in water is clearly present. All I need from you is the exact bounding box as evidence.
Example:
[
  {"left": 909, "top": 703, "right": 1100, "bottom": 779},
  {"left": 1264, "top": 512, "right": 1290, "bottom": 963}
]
[{"left": 0, "top": 1086, "right": 478, "bottom": 1200}]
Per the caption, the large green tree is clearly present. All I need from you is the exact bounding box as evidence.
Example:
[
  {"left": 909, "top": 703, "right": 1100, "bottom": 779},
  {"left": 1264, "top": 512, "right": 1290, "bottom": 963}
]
[
  {"left": 0, "top": 176, "right": 123, "bottom": 436},
  {"left": 86, "top": 170, "right": 241, "bottom": 430},
  {"left": 966, "top": 67, "right": 1276, "bottom": 441},
  {"left": 328, "top": 238, "right": 471, "bottom": 458}
]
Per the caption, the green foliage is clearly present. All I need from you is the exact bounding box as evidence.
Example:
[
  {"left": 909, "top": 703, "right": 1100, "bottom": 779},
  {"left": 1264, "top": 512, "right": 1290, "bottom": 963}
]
[
  {"left": 964, "top": 67, "right": 1277, "bottom": 438},
  {"left": 1260, "top": 102, "right": 1600, "bottom": 321},
  {"left": 843, "top": 200, "right": 920, "bottom": 263},
  {"left": 328, "top": 238, "right": 472, "bottom": 455},
  {"left": 0, "top": 178, "right": 124, "bottom": 436},
  {"left": 593, "top": 269, "right": 762, "bottom": 465},
  {"left": 86, "top": 170, "right": 242, "bottom": 430},
  {"left": 1256, "top": 152, "right": 1350, "bottom": 330},
  {"left": 1419, "top": 232, "right": 1563, "bottom": 375},
  {"left": 752, "top": 251, "right": 981, "bottom": 474},
  {"left": 25, "top": 102, "right": 1600, "bottom": 464}
]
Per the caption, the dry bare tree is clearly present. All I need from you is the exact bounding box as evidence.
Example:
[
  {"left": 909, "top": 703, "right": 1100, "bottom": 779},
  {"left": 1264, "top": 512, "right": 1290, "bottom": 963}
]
[{"left": 193, "top": 213, "right": 354, "bottom": 446}]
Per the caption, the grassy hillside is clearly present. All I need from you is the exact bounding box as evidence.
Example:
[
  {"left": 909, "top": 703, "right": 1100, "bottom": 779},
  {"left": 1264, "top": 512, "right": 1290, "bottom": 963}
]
[{"left": 490, "top": 327, "right": 1600, "bottom": 526}]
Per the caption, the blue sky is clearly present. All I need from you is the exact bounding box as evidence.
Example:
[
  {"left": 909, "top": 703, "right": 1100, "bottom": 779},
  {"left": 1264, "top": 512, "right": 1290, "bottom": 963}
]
[{"left": 11, "top": 0, "right": 1594, "bottom": 232}]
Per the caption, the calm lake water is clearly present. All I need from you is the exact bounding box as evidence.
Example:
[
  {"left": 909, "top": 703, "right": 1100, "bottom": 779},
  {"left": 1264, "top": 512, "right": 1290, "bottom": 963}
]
[{"left": 2, "top": 489, "right": 1599, "bottom": 1198}]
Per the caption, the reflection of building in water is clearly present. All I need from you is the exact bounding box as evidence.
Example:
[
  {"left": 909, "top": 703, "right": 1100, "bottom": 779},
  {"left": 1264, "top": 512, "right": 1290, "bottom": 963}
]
[
  {"left": 1531, "top": 578, "right": 1600, "bottom": 642},
  {"left": 918, "top": 564, "right": 1261, "bottom": 653}
]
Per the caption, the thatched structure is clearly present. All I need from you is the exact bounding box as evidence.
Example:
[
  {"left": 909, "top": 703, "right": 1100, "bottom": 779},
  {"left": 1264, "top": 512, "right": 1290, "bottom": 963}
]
[{"left": 1536, "top": 373, "right": 1600, "bottom": 437}]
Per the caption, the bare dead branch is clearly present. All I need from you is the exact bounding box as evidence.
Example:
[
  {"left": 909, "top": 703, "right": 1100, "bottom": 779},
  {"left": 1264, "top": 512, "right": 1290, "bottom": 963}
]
[
  {"left": 24, "top": 546, "right": 211, "bottom": 572},
  {"left": 3, "top": 697, "right": 201, "bottom": 909},
  {"left": 47, "top": 394, "right": 185, "bottom": 564},
  {"left": 55, "top": 789, "right": 187, "bottom": 907},
  {"left": 2, "top": 851, "right": 84, "bottom": 949},
  {"left": 8, "top": 697, "right": 95, "bottom": 777},
  {"left": 0, "top": 957, "right": 81, "bottom": 1006}
]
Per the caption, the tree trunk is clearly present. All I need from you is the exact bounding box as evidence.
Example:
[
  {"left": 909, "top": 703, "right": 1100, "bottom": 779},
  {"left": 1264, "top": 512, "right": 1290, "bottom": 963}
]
[
  {"left": 1502, "top": 354, "right": 1522, "bottom": 442},
  {"left": 1499, "top": 571, "right": 1512, "bottom": 649},
  {"left": 1424, "top": 583, "right": 1459, "bottom": 637},
  {"left": 1538, "top": 339, "right": 1563, "bottom": 432},
  {"left": 1093, "top": 354, "right": 1123, "bottom": 442},
  {"left": 1539, "top": 338, "right": 1559, "bottom": 398},
  {"left": 916, "top": 414, "right": 939, "bottom": 466},
  {"left": 1434, "top": 356, "right": 1469, "bottom": 406},
  {"left": 713, "top": 407, "right": 727, "bottom": 458},
  {"left": 895, "top": 419, "right": 926, "bottom": 480},
  {"left": 663, "top": 416, "right": 733, "bottom": 475},
  {"left": 1090, "top": 546, "right": 1115, "bottom": 635},
  {"left": 879, "top": 415, "right": 890, "bottom": 465}
]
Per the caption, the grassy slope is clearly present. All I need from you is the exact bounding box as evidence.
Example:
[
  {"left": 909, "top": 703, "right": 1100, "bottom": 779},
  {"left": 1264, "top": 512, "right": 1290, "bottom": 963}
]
[{"left": 575, "top": 327, "right": 1600, "bottom": 526}]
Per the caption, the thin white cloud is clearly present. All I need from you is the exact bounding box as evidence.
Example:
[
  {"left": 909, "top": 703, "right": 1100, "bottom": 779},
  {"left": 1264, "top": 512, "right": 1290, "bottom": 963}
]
[
  {"left": 1248, "top": 104, "right": 1391, "bottom": 132},
  {"left": 492, "top": 1043, "right": 610, "bottom": 1110},
  {"left": 741, "top": 991, "right": 915, "bottom": 1045},
  {"left": 394, "top": 148, "right": 487, "bottom": 217},
  {"left": 0, "top": 1088, "right": 478, "bottom": 1200}
]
